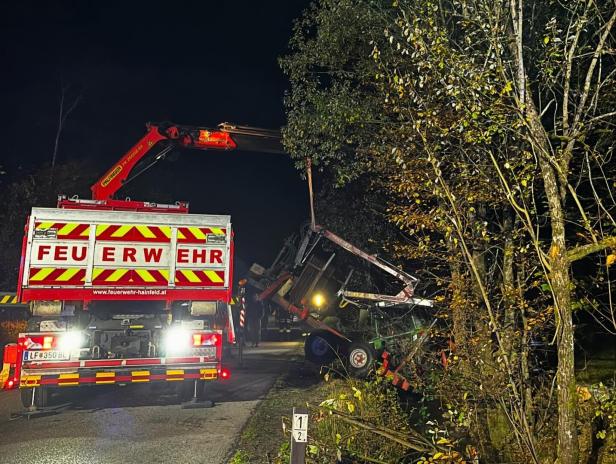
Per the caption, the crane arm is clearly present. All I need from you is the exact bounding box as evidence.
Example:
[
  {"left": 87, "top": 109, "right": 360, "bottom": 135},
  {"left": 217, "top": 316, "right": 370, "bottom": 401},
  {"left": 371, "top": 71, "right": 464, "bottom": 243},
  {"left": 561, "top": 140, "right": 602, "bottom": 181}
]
[{"left": 91, "top": 122, "right": 284, "bottom": 200}]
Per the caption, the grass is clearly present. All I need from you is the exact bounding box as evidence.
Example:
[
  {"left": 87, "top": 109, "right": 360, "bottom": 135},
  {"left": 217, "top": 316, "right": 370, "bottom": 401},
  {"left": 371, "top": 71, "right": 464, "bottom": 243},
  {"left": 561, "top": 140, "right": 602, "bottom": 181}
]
[{"left": 229, "top": 359, "right": 325, "bottom": 464}]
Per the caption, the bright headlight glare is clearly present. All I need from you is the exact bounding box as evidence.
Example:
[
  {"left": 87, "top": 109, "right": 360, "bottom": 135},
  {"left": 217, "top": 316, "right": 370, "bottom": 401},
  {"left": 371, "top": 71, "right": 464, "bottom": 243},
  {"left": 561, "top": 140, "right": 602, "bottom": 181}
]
[
  {"left": 164, "top": 327, "right": 191, "bottom": 354},
  {"left": 312, "top": 292, "right": 326, "bottom": 308},
  {"left": 57, "top": 331, "right": 84, "bottom": 351}
]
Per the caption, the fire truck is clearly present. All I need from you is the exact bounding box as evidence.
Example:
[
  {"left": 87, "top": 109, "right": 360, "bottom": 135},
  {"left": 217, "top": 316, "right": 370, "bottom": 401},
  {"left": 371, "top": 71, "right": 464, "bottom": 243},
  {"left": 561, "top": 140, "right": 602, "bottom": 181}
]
[{"left": 1, "top": 122, "right": 283, "bottom": 408}]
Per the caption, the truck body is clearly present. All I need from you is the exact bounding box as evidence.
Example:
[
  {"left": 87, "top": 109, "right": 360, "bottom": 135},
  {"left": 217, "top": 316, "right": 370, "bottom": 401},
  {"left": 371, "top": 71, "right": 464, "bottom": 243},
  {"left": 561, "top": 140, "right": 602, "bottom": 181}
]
[{"left": 7, "top": 199, "right": 234, "bottom": 406}]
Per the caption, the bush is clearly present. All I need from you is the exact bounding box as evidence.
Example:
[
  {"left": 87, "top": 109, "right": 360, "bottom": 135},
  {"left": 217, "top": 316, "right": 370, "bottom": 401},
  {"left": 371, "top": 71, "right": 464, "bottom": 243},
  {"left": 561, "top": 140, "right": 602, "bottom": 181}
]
[
  {"left": 0, "top": 319, "right": 26, "bottom": 346},
  {"left": 306, "top": 377, "right": 414, "bottom": 463}
]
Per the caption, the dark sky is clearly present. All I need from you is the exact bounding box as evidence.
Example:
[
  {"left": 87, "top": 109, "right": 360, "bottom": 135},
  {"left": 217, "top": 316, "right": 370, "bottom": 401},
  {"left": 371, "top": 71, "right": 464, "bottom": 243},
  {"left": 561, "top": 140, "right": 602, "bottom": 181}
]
[{"left": 0, "top": 1, "right": 311, "bottom": 272}]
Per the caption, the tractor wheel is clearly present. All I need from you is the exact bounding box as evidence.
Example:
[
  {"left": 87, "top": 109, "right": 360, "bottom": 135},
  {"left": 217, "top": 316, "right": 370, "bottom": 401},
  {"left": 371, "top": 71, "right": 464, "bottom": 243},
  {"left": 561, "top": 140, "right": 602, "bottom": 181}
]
[
  {"left": 346, "top": 342, "right": 376, "bottom": 378},
  {"left": 304, "top": 331, "right": 339, "bottom": 365},
  {"left": 20, "top": 386, "right": 49, "bottom": 409}
]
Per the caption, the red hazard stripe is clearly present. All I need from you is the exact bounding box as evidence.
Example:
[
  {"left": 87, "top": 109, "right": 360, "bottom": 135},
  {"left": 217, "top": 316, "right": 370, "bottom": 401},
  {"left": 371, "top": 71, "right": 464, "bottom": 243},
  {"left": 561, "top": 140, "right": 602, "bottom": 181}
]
[
  {"left": 175, "top": 270, "right": 225, "bottom": 287},
  {"left": 37, "top": 373, "right": 206, "bottom": 386},
  {"left": 28, "top": 268, "right": 86, "bottom": 286},
  {"left": 34, "top": 222, "right": 90, "bottom": 241},
  {"left": 85, "top": 360, "right": 123, "bottom": 367},
  {"left": 24, "top": 357, "right": 205, "bottom": 371},
  {"left": 166, "top": 357, "right": 201, "bottom": 364},
  {"left": 91, "top": 269, "right": 168, "bottom": 286},
  {"left": 60, "top": 223, "right": 90, "bottom": 240},
  {"left": 95, "top": 225, "right": 170, "bottom": 243},
  {"left": 177, "top": 227, "right": 227, "bottom": 243},
  {"left": 24, "top": 361, "right": 81, "bottom": 369},
  {"left": 125, "top": 358, "right": 162, "bottom": 366}
]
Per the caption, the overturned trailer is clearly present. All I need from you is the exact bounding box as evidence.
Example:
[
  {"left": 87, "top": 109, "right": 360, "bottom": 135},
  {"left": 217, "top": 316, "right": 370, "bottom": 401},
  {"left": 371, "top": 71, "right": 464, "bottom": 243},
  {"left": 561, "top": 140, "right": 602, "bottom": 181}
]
[{"left": 246, "top": 223, "right": 435, "bottom": 387}]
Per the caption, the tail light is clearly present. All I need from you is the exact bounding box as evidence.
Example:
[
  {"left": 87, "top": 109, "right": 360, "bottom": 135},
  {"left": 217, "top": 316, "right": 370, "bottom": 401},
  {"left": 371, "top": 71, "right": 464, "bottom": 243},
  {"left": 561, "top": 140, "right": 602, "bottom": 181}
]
[
  {"left": 18, "top": 335, "right": 56, "bottom": 350},
  {"left": 1, "top": 344, "right": 20, "bottom": 390},
  {"left": 18, "top": 332, "right": 84, "bottom": 351},
  {"left": 192, "top": 333, "right": 221, "bottom": 347},
  {"left": 220, "top": 367, "right": 231, "bottom": 379}
]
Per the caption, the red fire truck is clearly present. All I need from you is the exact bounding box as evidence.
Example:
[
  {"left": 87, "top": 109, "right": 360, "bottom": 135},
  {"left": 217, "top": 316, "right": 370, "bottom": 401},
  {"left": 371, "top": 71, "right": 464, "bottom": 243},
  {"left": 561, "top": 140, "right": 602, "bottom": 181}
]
[{"left": 1, "top": 122, "right": 282, "bottom": 408}]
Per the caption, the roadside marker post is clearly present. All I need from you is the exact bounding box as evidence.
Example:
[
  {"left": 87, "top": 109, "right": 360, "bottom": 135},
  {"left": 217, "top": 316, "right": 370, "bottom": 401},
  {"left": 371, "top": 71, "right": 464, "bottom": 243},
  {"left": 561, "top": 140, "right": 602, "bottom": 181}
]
[{"left": 290, "top": 407, "right": 308, "bottom": 464}]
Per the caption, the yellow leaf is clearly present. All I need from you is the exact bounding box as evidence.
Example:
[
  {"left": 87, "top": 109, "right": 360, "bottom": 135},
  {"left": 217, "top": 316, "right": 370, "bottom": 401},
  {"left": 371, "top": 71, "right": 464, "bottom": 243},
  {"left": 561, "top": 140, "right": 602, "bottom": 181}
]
[
  {"left": 607, "top": 254, "right": 616, "bottom": 267},
  {"left": 577, "top": 386, "right": 592, "bottom": 402},
  {"left": 347, "top": 401, "right": 355, "bottom": 413},
  {"left": 436, "top": 437, "right": 451, "bottom": 445},
  {"left": 433, "top": 452, "right": 444, "bottom": 459}
]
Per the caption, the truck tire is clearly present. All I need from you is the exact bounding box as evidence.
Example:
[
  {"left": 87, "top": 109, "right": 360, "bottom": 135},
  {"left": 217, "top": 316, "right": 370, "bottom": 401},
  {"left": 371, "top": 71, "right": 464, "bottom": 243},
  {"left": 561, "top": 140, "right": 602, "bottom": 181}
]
[
  {"left": 346, "top": 342, "right": 376, "bottom": 378},
  {"left": 304, "top": 331, "right": 339, "bottom": 365},
  {"left": 20, "top": 387, "right": 49, "bottom": 409}
]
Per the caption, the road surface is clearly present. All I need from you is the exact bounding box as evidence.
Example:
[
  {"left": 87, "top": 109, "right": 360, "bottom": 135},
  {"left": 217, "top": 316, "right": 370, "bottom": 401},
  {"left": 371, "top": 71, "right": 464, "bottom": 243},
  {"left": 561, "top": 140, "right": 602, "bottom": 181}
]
[{"left": 0, "top": 341, "right": 302, "bottom": 464}]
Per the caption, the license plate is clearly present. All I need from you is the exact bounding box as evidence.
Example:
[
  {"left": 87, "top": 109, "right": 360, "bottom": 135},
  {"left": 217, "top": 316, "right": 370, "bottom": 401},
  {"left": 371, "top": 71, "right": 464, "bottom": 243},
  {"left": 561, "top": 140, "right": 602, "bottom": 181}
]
[{"left": 24, "top": 350, "right": 71, "bottom": 361}]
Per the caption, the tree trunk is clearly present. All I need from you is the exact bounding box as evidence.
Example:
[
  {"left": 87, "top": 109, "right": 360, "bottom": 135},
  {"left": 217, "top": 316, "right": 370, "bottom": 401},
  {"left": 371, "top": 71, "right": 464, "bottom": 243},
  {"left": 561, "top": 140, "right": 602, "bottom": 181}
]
[{"left": 527, "top": 104, "right": 578, "bottom": 464}]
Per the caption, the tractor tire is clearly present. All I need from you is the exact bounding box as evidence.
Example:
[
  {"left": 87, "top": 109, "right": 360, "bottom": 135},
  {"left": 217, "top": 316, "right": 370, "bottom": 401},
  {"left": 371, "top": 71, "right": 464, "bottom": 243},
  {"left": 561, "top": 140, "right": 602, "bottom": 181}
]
[
  {"left": 20, "top": 386, "right": 49, "bottom": 409},
  {"left": 346, "top": 342, "right": 376, "bottom": 378},
  {"left": 304, "top": 331, "right": 339, "bottom": 365}
]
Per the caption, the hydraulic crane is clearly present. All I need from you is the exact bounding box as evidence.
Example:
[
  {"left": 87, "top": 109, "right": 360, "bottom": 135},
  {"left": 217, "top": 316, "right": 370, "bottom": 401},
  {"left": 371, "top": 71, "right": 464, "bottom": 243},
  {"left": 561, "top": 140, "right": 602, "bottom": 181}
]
[{"left": 89, "top": 121, "right": 284, "bottom": 202}]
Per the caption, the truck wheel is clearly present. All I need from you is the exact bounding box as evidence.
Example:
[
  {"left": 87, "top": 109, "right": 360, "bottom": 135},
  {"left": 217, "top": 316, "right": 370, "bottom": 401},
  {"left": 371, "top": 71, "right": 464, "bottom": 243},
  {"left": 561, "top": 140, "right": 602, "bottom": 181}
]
[
  {"left": 20, "top": 387, "right": 50, "bottom": 409},
  {"left": 304, "top": 331, "right": 338, "bottom": 365},
  {"left": 346, "top": 342, "right": 376, "bottom": 378}
]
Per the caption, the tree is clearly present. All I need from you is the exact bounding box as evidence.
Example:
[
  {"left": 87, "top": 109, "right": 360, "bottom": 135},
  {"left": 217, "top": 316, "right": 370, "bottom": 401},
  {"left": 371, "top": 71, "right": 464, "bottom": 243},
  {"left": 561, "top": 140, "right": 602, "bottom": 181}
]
[
  {"left": 0, "top": 161, "right": 95, "bottom": 289},
  {"left": 282, "top": 0, "right": 616, "bottom": 462}
]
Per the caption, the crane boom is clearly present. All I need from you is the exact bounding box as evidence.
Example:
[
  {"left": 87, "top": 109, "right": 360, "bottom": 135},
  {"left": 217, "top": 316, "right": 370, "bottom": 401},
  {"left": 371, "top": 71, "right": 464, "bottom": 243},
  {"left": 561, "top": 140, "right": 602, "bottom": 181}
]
[{"left": 91, "top": 122, "right": 284, "bottom": 200}]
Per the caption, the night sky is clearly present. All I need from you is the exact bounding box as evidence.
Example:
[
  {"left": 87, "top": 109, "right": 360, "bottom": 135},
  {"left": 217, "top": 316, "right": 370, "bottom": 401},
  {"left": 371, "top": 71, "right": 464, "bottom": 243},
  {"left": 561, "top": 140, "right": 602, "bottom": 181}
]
[{"left": 0, "top": 1, "right": 311, "bottom": 273}]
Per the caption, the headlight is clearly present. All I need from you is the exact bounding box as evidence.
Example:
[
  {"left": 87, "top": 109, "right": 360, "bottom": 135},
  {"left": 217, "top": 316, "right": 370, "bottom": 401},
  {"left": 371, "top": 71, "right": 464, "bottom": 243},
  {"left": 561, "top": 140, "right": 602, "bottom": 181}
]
[
  {"left": 57, "top": 331, "right": 85, "bottom": 351},
  {"left": 311, "top": 292, "right": 326, "bottom": 308},
  {"left": 164, "top": 327, "right": 191, "bottom": 355}
]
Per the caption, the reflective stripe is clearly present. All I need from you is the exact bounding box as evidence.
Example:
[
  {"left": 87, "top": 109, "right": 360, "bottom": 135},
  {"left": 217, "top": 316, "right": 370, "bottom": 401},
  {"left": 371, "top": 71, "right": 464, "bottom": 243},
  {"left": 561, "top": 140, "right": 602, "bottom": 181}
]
[
  {"left": 204, "top": 270, "right": 224, "bottom": 283},
  {"left": 95, "top": 372, "right": 116, "bottom": 384},
  {"left": 56, "top": 268, "right": 81, "bottom": 282},
  {"left": 92, "top": 268, "right": 105, "bottom": 280},
  {"left": 160, "top": 226, "right": 172, "bottom": 238},
  {"left": 111, "top": 225, "right": 132, "bottom": 238},
  {"left": 30, "top": 268, "right": 55, "bottom": 281},
  {"left": 106, "top": 269, "right": 128, "bottom": 282},
  {"left": 166, "top": 369, "right": 184, "bottom": 381},
  {"left": 182, "top": 270, "right": 201, "bottom": 283},
  {"left": 58, "top": 373, "right": 79, "bottom": 386},
  {"left": 96, "top": 224, "right": 111, "bottom": 236},
  {"left": 58, "top": 223, "right": 79, "bottom": 235},
  {"left": 135, "top": 269, "right": 157, "bottom": 282},
  {"left": 135, "top": 225, "right": 156, "bottom": 238},
  {"left": 36, "top": 222, "right": 55, "bottom": 230},
  {"left": 189, "top": 227, "right": 206, "bottom": 240},
  {"left": 200, "top": 368, "right": 218, "bottom": 379},
  {"left": 131, "top": 371, "right": 150, "bottom": 383}
]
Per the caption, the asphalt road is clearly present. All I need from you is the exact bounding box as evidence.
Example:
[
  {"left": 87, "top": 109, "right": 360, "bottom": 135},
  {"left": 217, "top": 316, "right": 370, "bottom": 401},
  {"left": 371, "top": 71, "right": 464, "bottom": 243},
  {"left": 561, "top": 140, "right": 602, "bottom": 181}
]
[{"left": 0, "top": 341, "right": 302, "bottom": 464}]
